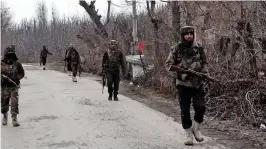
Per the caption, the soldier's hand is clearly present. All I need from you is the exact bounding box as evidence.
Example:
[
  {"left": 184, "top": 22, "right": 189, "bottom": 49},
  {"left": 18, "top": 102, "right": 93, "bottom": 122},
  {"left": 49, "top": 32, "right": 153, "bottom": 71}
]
[{"left": 202, "top": 65, "right": 208, "bottom": 74}]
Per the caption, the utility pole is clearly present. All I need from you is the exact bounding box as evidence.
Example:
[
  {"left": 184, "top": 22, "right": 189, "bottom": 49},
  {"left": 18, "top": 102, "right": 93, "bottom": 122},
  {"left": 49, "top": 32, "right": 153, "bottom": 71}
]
[
  {"left": 128, "top": 0, "right": 138, "bottom": 85},
  {"left": 132, "top": 0, "right": 138, "bottom": 55}
]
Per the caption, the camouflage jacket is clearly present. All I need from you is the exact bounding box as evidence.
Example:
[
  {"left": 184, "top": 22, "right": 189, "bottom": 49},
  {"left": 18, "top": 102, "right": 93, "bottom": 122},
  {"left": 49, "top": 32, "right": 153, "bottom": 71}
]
[
  {"left": 66, "top": 48, "right": 80, "bottom": 65},
  {"left": 1, "top": 59, "right": 25, "bottom": 88},
  {"left": 102, "top": 49, "right": 126, "bottom": 74},
  {"left": 165, "top": 42, "right": 208, "bottom": 88}
]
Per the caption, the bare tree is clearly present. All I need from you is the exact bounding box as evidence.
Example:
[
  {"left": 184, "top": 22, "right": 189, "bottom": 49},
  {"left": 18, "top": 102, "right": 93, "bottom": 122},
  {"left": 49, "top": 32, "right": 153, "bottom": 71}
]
[
  {"left": 36, "top": 1, "right": 48, "bottom": 28},
  {"left": 79, "top": 0, "right": 109, "bottom": 39},
  {"left": 1, "top": 1, "right": 12, "bottom": 33},
  {"left": 171, "top": 1, "right": 181, "bottom": 42}
]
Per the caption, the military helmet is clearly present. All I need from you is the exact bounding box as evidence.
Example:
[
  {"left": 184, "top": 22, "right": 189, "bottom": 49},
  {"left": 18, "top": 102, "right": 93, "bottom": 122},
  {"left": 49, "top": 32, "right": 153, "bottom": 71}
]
[
  {"left": 180, "top": 26, "right": 195, "bottom": 34},
  {"left": 5, "top": 45, "right": 15, "bottom": 54},
  {"left": 110, "top": 40, "right": 118, "bottom": 45}
]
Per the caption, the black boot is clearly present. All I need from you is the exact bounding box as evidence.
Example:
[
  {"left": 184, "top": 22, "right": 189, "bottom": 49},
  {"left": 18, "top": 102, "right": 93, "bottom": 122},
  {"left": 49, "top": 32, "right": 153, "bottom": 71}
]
[
  {"left": 108, "top": 93, "right": 112, "bottom": 101},
  {"left": 114, "top": 94, "right": 119, "bottom": 101}
]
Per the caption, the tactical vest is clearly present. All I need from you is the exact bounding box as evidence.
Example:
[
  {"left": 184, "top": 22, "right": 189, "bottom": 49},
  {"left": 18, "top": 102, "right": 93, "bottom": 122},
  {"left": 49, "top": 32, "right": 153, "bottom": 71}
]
[
  {"left": 174, "top": 43, "right": 205, "bottom": 88},
  {"left": 106, "top": 49, "right": 121, "bottom": 71},
  {"left": 69, "top": 50, "right": 79, "bottom": 64},
  {"left": 1, "top": 61, "right": 18, "bottom": 87},
  {"left": 1, "top": 61, "right": 17, "bottom": 79},
  {"left": 175, "top": 44, "right": 203, "bottom": 71}
]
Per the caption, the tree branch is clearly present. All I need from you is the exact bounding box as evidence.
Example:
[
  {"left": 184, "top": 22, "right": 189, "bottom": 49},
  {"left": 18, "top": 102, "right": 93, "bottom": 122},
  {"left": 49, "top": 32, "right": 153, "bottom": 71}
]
[
  {"left": 146, "top": 0, "right": 161, "bottom": 29},
  {"left": 104, "top": 0, "right": 111, "bottom": 26},
  {"left": 79, "top": 0, "right": 108, "bottom": 39}
]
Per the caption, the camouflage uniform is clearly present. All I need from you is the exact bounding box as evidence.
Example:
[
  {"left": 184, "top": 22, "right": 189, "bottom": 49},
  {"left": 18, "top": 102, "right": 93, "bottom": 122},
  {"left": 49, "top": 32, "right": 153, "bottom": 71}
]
[
  {"left": 165, "top": 26, "right": 207, "bottom": 145},
  {"left": 64, "top": 45, "right": 80, "bottom": 82},
  {"left": 40, "top": 45, "right": 52, "bottom": 70},
  {"left": 102, "top": 40, "right": 126, "bottom": 101},
  {"left": 1, "top": 45, "right": 25, "bottom": 127}
]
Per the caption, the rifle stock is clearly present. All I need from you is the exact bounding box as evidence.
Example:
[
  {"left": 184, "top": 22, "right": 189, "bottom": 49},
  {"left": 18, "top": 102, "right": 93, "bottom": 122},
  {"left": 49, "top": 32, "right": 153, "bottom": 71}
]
[{"left": 168, "top": 65, "right": 217, "bottom": 82}]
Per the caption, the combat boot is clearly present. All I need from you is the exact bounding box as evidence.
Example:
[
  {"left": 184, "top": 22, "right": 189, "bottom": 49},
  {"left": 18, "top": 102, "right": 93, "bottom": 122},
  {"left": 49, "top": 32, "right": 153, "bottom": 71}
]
[
  {"left": 2, "top": 113, "right": 8, "bottom": 125},
  {"left": 108, "top": 93, "right": 112, "bottom": 101},
  {"left": 12, "top": 115, "right": 20, "bottom": 127},
  {"left": 184, "top": 128, "right": 193, "bottom": 145},
  {"left": 72, "top": 76, "right": 77, "bottom": 82},
  {"left": 192, "top": 121, "right": 204, "bottom": 142},
  {"left": 114, "top": 95, "right": 119, "bottom": 101}
]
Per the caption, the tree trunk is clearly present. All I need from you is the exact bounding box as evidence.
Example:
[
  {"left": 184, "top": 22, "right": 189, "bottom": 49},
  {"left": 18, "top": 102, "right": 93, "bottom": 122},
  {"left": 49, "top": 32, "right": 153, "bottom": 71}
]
[
  {"left": 79, "top": 0, "right": 108, "bottom": 39},
  {"left": 171, "top": 1, "right": 181, "bottom": 43}
]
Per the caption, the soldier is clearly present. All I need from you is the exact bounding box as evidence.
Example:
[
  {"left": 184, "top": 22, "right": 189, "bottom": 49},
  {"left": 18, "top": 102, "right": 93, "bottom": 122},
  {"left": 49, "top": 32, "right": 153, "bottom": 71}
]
[
  {"left": 165, "top": 26, "right": 208, "bottom": 145},
  {"left": 64, "top": 44, "right": 80, "bottom": 82},
  {"left": 102, "top": 40, "right": 126, "bottom": 101},
  {"left": 40, "top": 45, "right": 52, "bottom": 70},
  {"left": 64, "top": 45, "right": 73, "bottom": 76},
  {"left": 1, "top": 45, "right": 25, "bottom": 127}
]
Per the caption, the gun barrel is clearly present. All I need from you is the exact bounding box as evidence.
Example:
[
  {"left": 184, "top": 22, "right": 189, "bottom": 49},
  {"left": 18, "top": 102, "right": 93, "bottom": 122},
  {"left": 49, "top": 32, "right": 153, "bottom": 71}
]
[
  {"left": 184, "top": 69, "right": 217, "bottom": 82},
  {"left": 1, "top": 74, "right": 20, "bottom": 88}
]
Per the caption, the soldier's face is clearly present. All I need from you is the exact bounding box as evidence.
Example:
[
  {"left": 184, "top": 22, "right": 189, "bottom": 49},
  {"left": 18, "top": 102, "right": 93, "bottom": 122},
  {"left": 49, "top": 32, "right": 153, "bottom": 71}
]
[
  {"left": 184, "top": 32, "right": 194, "bottom": 41},
  {"left": 110, "top": 44, "right": 117, "bottom": 50},
  {"left": 5, "top": 51, "right": 15, "bottom": 59}
]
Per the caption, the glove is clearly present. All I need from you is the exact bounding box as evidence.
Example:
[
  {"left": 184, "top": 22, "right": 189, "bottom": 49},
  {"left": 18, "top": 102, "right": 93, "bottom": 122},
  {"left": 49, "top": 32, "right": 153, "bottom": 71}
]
[{"left": 168, "top": 65, "right": 182, "bottom": 72}]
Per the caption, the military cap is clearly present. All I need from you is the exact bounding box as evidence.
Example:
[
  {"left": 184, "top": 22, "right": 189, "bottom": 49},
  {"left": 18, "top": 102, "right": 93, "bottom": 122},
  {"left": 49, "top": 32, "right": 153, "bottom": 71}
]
[{"left": 180, "top": 26, "right": 195, "bottom": 34}]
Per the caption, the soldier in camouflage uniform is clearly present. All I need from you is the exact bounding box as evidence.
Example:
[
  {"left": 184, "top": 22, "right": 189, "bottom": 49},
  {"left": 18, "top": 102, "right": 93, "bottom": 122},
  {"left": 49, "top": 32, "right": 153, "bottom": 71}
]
[
  {"left": 102, "top": 40, "right": 126, "bottom": 101},
  {"left": 40, "top": 45, "right": 52, "bottom": 70},
  {"left": 64, "top": 44, "right": 80, "bottom": 82},
  {"left": 1, "top": 45, "right": 25, "bottom": 127},
  {"left": 165, "top": 26, "right": 208, "bottom": 145}
]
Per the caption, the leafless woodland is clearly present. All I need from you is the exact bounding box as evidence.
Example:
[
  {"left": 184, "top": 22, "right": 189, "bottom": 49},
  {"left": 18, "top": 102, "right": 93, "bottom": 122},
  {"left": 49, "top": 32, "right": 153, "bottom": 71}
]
[{"left": 1, "top": 1, "right": 266, "bottom": 127}]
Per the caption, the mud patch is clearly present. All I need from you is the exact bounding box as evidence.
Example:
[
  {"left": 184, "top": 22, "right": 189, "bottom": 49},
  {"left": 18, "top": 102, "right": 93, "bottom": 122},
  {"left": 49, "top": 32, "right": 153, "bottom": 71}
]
[
  {"left": 27, "top": 115, "right": 59, "bottom": 122},
  {"left": 36, "top": 134, "right": 51, "bottom": 140},
  {"left": 47, "top": 141, "right": 76, "bottom": 148},
  {"left": 78, "top": 97, "right": 106, "bottom": 107},
  {"left": 80, "top": 142, "right": 89, "bottom": 146},
  {"left": 78, "top": 97, "right": 94, "bottom": 105}
]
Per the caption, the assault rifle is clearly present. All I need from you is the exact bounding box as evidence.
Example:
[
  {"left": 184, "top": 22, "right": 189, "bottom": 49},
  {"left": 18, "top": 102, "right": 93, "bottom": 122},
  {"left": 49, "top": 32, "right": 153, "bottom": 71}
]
[
  {"left": 168, "top": 65, "right": 217, "bottom": 82},
  {"left": 102, "top": 73, "right": 106, "bottom": 94},
  {"left": 39, "top": 55, "right": 42, "bottom": 66},
  {"left": 63, "top": 49, "right": 68, "bottom": 72},
  {"left": 1, "top": 74, "right": 20, "bottom": 88}
]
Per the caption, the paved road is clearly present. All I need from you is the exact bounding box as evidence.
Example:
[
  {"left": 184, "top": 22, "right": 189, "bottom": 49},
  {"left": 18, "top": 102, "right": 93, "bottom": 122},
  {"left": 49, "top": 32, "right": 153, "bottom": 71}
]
[{"left": 1, "top": 65, "right": 229, "bottom": 149}]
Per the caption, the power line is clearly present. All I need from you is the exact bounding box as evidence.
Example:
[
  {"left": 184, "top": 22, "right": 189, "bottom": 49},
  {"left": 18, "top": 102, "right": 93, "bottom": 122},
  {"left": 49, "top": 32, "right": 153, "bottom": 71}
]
[{"left": 111, "top": 1, "right": 132, "bottom": 8}]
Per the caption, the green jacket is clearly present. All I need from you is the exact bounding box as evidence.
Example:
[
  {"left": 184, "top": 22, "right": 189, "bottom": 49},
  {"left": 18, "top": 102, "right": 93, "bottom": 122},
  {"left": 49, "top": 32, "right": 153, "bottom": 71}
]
[{"left": 165, "top": 42, "right": 208, "bottom": 88}]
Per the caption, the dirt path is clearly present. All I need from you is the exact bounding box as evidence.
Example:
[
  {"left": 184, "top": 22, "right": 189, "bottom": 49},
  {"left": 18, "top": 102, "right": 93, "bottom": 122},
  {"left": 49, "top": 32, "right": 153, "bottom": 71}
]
[{"left": 1, "top": 64, "right": 233, "bottom": 149}]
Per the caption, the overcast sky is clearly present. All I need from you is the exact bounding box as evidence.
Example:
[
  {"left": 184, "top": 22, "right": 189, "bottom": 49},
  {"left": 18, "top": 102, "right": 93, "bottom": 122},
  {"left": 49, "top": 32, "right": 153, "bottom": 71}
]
[{"left": 3, "top": 0, "right": 155, "bottom": 24}]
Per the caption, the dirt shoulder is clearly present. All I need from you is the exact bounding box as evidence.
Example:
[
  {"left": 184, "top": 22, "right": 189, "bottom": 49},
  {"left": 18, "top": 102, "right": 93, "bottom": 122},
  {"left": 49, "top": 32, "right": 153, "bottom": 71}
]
[{"left": 35, "top": 62, "right": 266, "bottom": 149}]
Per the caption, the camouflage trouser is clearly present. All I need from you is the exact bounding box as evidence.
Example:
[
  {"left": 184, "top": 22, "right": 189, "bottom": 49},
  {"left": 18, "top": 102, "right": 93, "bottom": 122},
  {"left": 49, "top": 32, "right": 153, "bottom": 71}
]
[{"left": 1, "top": 87, "right": 19, "bottom": 115}]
